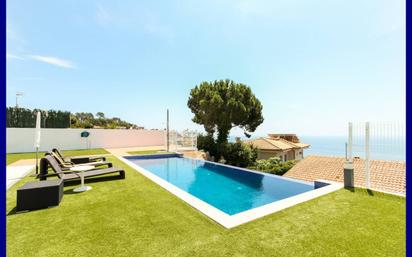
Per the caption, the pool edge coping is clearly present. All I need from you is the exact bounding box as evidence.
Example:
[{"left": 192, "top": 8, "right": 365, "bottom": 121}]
[{"left": 117, "top": 155, "right": 343, "bottom": 229}]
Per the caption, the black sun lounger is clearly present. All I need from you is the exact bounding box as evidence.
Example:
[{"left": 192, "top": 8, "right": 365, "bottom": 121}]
[
  {"left": 52, "top": 148, "right": 107, "bottom": 164},
  {"left": 39, "top": 155, "right": 125, "bottom": 182},
  {"left": 49, "top": 151, "right": 112, "bottom": 170}
]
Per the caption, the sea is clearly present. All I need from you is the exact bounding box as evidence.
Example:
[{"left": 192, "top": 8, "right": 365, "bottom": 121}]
[{"left": 229, "top": 135, "right": 405, "bottom": 161}]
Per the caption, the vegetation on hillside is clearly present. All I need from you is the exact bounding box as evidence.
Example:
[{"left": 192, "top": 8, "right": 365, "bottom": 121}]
[
  {"left": 7, "top": 107, "right": 141, "bottom": 129},
  {"left": 7, "top": 107, "right": 70, "bottom": 128},
  {"left": 70, "top": 112, "right": 141, "bottom": 129}
]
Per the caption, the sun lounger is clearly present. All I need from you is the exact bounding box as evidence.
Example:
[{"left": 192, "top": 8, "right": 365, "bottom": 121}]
[
  {"left": 39, "top": 155, "right": 125, "bottom": 181},
  {"left": 52, "top": 148, "right": 107, "bottom": 164},
  {"left": 49, "top": 151, "right": 112, "bottom": 170}
]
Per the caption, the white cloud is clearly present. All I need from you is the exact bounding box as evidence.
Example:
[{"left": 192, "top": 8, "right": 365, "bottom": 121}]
[
  {"left": 7, "top": 53, "right": 24, "bottom": 60},
  {"left": 29, "top": 55, "right": 77, "bottom": 69}
]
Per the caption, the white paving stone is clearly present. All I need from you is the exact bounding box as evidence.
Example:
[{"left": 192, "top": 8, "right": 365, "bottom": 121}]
[{"left": 6, "top": 165, "right": 35, "bottom": 190}]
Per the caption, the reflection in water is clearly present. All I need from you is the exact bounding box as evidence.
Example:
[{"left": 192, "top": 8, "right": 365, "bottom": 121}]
[
  {"left": 204, "top": 162, "right": 264, "bottom": 189},
  {"left": 187, "top": 162, "right": 264, "bottom": 213}
]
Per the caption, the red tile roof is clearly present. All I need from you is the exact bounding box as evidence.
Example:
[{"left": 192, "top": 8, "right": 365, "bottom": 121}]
[
  {"left": 284, "top": 155, "right": 405, "bottom": 195},
  {"left": 245, "top": 137, "right": 309, "bottom": 151}
]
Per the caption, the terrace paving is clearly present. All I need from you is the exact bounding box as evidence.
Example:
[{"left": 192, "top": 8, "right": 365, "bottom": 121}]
[
  {"left": 6, "top": 165, "right": 35, "bottom": 190},
  {"left": 105, "top": 145, "right": 165, "bottom": 156},
  {"left": 7, "top": 159, "right": 36, "bottom": 166}
]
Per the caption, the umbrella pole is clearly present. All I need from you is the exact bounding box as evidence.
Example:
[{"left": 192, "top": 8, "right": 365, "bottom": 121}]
[{"left": 36, "top": 147, "right": 39, "bottom": 174}]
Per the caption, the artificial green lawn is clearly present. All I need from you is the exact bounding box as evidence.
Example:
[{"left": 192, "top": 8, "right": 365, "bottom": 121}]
[
  {"left": 127, "top": 150, "right": 174, "bottom": 155},
  {"left": 6, "top": 156, "right": 405, "bottom": 257},
  {"left": 6, "top": 148, "right": 110, "bottom": 165}
]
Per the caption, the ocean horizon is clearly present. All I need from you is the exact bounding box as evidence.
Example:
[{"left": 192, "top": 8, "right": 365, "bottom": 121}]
[{"left": 229, "top": 135, "right": 405, "bottom": 161}]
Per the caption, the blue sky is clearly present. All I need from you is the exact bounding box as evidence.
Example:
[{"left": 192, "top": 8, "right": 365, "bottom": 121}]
[{"left": 7, "top": 0, "right": 405, "bottom": 136}]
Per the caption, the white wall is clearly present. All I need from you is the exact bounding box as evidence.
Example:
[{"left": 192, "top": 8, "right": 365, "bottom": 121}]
[{"left": 7, "top": 128, "right": 166, "bottom": 153}]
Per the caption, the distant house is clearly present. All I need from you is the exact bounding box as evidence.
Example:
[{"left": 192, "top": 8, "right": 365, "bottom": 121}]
[{"left": 245, "top": 133, "right": 310, "bottom": 161}]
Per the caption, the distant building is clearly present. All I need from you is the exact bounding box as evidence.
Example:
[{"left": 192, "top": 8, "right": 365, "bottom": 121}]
[{"left": 245, "top": 133, "right": 310, "bottom": 161}]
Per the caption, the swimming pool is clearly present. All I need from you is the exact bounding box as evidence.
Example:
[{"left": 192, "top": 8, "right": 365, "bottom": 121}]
[{"left": 121, "top": 155, "right": 342, "bottom": 228}]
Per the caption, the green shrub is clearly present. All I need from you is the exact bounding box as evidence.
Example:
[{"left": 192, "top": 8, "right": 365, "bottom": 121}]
[
  {"left": 197, "top": 134, "right": 257, "bottom": 167},
  {"left": 253, "top": 157, "right": 296, "bottom": 175},
  {"left": 197, "top": 134, "right": 219, "bottom": 159},
  {"left": 224, "top": 142, "right": 258, "bottom": 168}
]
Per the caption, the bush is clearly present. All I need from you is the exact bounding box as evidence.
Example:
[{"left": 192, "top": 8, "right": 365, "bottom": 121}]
[
  {"left": 196, "top": 133, "right": 296, "bottom": 174},
  {"left": 197, "top": 134, "right": 257, "bottom": 167},
  {"left": 197, "top": 134, "right": 218, "bottom": 159},
  {"left": 253, "top": 157, "right": 296, "bottom": 176},
  {"left": 224, "top": 142, "right": 258, "bottom": 167}
]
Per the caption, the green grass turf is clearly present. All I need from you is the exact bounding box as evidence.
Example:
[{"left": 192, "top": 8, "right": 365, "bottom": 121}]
[
  {"left": 127, "top": 150, "right": 174, "bottom": 155},
  {"left": 6, "top": 156, "right": 405, "bottom": 257},
  {"left": 6, "top": 148, "right": 110, "bottom": 165}
]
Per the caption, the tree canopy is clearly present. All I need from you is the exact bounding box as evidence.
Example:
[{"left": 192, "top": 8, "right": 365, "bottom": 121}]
[
  {"left": 188, "top": 79, "right": 264, "bottom": 143},
  {"left": 70, "top": 112, "right": 140, "bottom": 129},
  {"left": 6, "top": 107, "right": 70, "bottom": 128}
]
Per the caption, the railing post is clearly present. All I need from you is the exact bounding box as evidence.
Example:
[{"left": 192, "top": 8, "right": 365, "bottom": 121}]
[
  {"left": 348, "top": 122, "right": 353, "bottom": 161},
  {"left": 365, "top": 122, "right": 370, "bottom": 189},
  {"left": 166, "top": 109, "right": 170, "bottom": 152},
  {"left": 344, "top": 122, "right": 354, "bottom": 188}
]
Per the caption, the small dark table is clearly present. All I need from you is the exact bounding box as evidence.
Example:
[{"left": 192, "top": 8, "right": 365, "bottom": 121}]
[{"left": 16, "top": 179, "right": 64, "bottom": 212}]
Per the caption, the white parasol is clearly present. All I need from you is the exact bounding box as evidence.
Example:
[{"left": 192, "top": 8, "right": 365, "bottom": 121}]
[{"left": 34, "top": 111, "right": 41, "bottom": 174}]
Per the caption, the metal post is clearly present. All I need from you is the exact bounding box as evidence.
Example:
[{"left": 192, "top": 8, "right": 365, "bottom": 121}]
[
  {"left": 344, "top": 122, "right": 354, "bottom": 188},
  {"left": 345, "top": 142, "right": 348, "bottom": 160},
  {"left": 16, "top": 92, "right": 23, "bottom": 108},
  {"left": 194, "top": 133, "right": 197, "bottom": 150},
  {"left": 365, "top": 122, "right": 370, "bottom": 189},
  {"left": 348, "top": 122, "right": 353, "bottom": 161},
  {"left": 35, "top": 147, "right": 39, "bottom": 174},
  {"left": 166, "top": 109, "right": 169, "bottom": 152}
]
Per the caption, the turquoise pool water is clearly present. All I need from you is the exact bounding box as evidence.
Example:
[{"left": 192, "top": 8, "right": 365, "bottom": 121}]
[{"left": 127, "top": 157, "right": 314, "bottom": 215}]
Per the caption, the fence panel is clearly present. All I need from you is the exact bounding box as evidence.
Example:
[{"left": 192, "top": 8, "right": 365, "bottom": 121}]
[
  {"left": 168, "top": 129, "right": 198, "bottom": 152},
  {"left": 349, "top": 121, "right": 405, "bottom": 194}
]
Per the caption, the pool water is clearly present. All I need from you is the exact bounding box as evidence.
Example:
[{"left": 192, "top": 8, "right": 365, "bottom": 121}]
[{"left": 129, "top": 157, "right": 314, "bottom": 215}]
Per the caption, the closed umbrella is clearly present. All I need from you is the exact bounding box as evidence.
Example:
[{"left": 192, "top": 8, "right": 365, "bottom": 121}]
[{"left": 34, "top": 111, "right": 41, "bottom": 174}]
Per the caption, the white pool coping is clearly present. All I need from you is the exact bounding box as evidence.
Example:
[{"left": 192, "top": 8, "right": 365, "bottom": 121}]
[{"left": 118, "top": 156, "right": 343, "bottom": 229}]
